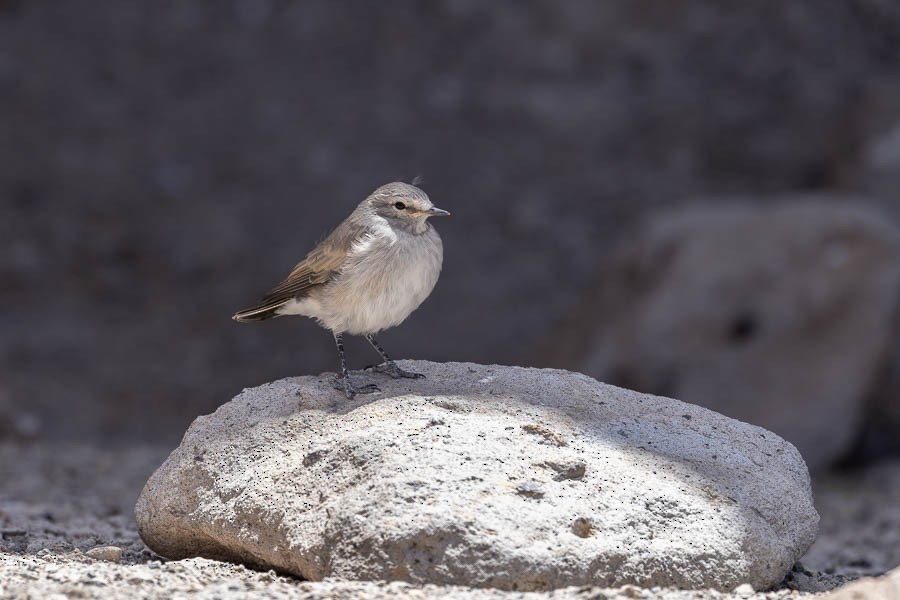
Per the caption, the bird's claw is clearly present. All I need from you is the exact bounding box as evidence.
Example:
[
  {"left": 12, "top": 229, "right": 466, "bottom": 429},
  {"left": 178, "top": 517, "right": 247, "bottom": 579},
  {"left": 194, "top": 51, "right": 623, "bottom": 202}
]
[
  {"left": 367, "top": 362, "right": 425, "bottom": 380},
  {"left": 333, "top": 376, "right": 380, "bottom": 399}
]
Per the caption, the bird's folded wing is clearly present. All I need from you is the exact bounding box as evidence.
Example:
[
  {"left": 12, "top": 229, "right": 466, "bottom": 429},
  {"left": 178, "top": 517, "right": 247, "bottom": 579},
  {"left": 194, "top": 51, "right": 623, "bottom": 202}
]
[{"left": 258, "top": 217, "right": 367, "bottom": 305}]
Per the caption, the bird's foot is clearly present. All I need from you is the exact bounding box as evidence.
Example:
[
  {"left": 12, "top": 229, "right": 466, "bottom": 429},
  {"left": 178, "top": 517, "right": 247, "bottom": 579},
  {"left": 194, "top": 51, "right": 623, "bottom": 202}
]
[
  {"left": 332, "top": 376, "right": 380, "bottom": 399},
  {"left": 367, "top": 361, "right": 425, "bottom": 380}
]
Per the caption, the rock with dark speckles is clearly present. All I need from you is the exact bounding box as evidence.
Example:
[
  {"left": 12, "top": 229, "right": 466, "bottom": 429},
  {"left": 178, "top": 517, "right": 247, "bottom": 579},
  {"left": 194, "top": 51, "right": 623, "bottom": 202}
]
[{"left": 136, "top": 361, "right": 818, "bottom": 591}]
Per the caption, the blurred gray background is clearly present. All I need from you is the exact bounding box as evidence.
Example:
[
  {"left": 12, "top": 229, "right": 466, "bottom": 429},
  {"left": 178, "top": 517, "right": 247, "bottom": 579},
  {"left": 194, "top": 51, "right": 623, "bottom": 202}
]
[{"left": 3, "top": 1, "right": 900, "bottom": 462}]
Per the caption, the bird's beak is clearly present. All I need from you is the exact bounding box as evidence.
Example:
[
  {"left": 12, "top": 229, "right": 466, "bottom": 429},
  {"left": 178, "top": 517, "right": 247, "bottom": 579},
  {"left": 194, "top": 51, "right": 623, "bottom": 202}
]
[{"left": 427, "top": 207, "right": 451, "bottom": 217}]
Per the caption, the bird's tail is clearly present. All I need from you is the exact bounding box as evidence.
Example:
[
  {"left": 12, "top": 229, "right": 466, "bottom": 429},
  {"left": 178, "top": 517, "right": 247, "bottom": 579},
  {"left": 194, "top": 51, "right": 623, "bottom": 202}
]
[{"left": 232, "top": 300, "right": 287, "bottom": 322}]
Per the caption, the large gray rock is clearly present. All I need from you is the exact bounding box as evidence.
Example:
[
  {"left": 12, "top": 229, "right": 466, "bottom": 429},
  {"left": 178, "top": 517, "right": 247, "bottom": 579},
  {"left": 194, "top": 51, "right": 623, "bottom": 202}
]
[
  {"left": 542, "top": 200, "right": 900, "bottom": 470},
  {"left": 136, "top": 362, "right": 817, "bottom": 591}
]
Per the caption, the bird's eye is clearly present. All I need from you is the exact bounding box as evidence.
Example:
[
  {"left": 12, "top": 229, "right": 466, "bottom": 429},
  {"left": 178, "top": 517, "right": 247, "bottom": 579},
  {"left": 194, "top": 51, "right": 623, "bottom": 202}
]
[{"left": 394, "top": 201, "right": 406, "bottom": 210}]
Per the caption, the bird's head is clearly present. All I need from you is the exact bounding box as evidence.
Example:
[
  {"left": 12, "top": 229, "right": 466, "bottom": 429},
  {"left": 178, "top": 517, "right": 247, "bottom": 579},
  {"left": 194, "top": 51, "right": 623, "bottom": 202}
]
[{"left": 367, "top": 182, "right": 450, "bottom": 234}]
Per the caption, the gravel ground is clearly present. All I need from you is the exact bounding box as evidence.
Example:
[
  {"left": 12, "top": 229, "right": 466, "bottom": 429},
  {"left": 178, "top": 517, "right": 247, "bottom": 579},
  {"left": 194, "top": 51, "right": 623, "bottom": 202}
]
[
  {"left": 802, "top": 461, "right": 900, "bottom": 578},
  {"left": 0, "top": 442, "right": 897, "bottom": 599}
]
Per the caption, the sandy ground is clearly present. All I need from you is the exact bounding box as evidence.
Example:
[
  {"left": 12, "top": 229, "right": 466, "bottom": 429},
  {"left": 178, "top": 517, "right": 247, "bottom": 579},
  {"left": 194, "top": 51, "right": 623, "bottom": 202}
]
[{"left": 0, "top": 442, "right": 897, "bottom": 599}]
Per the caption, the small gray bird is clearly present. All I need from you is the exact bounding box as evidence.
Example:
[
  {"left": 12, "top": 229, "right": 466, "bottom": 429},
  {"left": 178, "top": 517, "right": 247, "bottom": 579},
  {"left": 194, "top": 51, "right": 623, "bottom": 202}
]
[{"left": 233, "top": 182, "right": 449, "bottom": 398}]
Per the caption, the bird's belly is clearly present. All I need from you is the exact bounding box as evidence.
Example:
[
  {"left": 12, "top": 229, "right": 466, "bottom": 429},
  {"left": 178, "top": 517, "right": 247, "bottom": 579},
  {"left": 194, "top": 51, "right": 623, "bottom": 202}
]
[{"left": 316, "top": 239, "right": 441, "bottom": 334}]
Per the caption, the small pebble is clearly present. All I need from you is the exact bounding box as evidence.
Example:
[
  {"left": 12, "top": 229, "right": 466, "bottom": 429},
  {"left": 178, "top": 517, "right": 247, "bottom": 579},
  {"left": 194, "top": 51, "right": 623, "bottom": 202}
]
[
  {"left": 616, "top": 584, "right": 643, "bottom": 599},
  {"left": 515, "top": 480, "right": 545, "bottom": 499},
  {"left": 571, "top": 517, "right": 593, "bottom": 538},
  {"left": 733, "top": 582, "right": 755, "bottom": 595},
  {"left": 85, "top": 545, "right": 124, "bottom": 563}
]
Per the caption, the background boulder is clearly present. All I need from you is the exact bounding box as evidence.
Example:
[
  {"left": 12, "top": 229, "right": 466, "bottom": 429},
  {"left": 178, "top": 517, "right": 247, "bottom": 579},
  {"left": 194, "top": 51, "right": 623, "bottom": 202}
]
[{"left": 541, "top": 200, "right": 900, "bottom": 469}]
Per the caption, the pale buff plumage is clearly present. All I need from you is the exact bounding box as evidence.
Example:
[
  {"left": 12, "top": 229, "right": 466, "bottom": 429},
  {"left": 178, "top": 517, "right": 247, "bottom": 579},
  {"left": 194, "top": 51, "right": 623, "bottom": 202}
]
[{"left": 233, "top": 181, "right": 448, "bottom": 397}]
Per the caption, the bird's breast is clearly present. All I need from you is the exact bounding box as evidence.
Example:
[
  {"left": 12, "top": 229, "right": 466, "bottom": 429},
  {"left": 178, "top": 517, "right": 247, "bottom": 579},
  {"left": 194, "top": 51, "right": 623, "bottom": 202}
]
[{"left": 316, "top": 227, "right": 443, "bottom": 334}]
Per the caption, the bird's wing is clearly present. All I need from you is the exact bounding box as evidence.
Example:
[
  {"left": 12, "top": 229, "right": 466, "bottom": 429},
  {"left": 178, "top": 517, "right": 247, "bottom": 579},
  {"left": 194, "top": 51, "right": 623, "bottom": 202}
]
[{"left": 258, "top": 217, "right": 367, "bottom": 306}]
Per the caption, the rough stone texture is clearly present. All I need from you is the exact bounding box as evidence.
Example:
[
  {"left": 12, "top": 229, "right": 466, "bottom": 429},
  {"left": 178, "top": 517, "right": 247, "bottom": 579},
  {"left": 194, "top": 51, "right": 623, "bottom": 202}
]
[
  {"left": 0, "top": 553, "right": 851, "bottom": 600},
  {"left": 135, "top": 361, "right": 818, "bottom": 592},
  {"left": 5, "top": 441, "right": 890, "bottom": 600},
  {"left": 820, "top": 566, "right": 900, "bottom": 600},
  {"left": 541, "top": 200, "right": 900, "bottom": 470}
]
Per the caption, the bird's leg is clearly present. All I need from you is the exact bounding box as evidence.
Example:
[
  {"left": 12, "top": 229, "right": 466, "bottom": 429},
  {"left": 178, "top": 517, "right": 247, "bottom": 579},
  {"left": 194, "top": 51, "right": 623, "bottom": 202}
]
[
  {"left": 331, "top": 332, "right": 379, "bottom": 398},
  {"left": 364, "top": 334, "right": 424, "bottom": 379}
]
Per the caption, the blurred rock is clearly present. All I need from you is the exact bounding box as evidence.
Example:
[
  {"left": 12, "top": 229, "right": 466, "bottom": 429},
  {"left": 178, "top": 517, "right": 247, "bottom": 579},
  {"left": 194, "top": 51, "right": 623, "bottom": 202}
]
[
  {"left": 866, "top": 122, "right": 900, "bottom": 173},
  {"left": 0, "top": 386, "right": 42, "bottom": 441},
  {"left": 862, "top": 120, "right": 900, "bottom": 200},
  {"left": 541, "top": 200, "right": 900, "bottom": 470},
  {"left": 136, "top": 361, "right": 818, "bottom": 591},
  {"left": 821, "top": 566, "right": 900, "bottom": 600}
]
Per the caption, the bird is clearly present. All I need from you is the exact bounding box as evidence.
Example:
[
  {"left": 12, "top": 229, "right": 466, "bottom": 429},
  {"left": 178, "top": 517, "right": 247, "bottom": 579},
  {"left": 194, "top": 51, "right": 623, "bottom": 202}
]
[{"left": 233, "top": 181, "right": 449, "bottom": 398}]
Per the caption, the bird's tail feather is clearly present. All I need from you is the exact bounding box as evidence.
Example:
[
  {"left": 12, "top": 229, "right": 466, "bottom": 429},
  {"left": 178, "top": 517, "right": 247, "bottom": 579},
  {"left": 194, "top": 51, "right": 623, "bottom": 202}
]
[{"left": 232, "top": 301, "right": 286, "bottom": 322}]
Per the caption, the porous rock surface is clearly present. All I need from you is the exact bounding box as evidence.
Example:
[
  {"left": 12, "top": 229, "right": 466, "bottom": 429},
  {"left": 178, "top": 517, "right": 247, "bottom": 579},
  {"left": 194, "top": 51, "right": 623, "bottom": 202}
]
[{"left": 136, "top": 361, "right": 818, "bottom": 592}]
